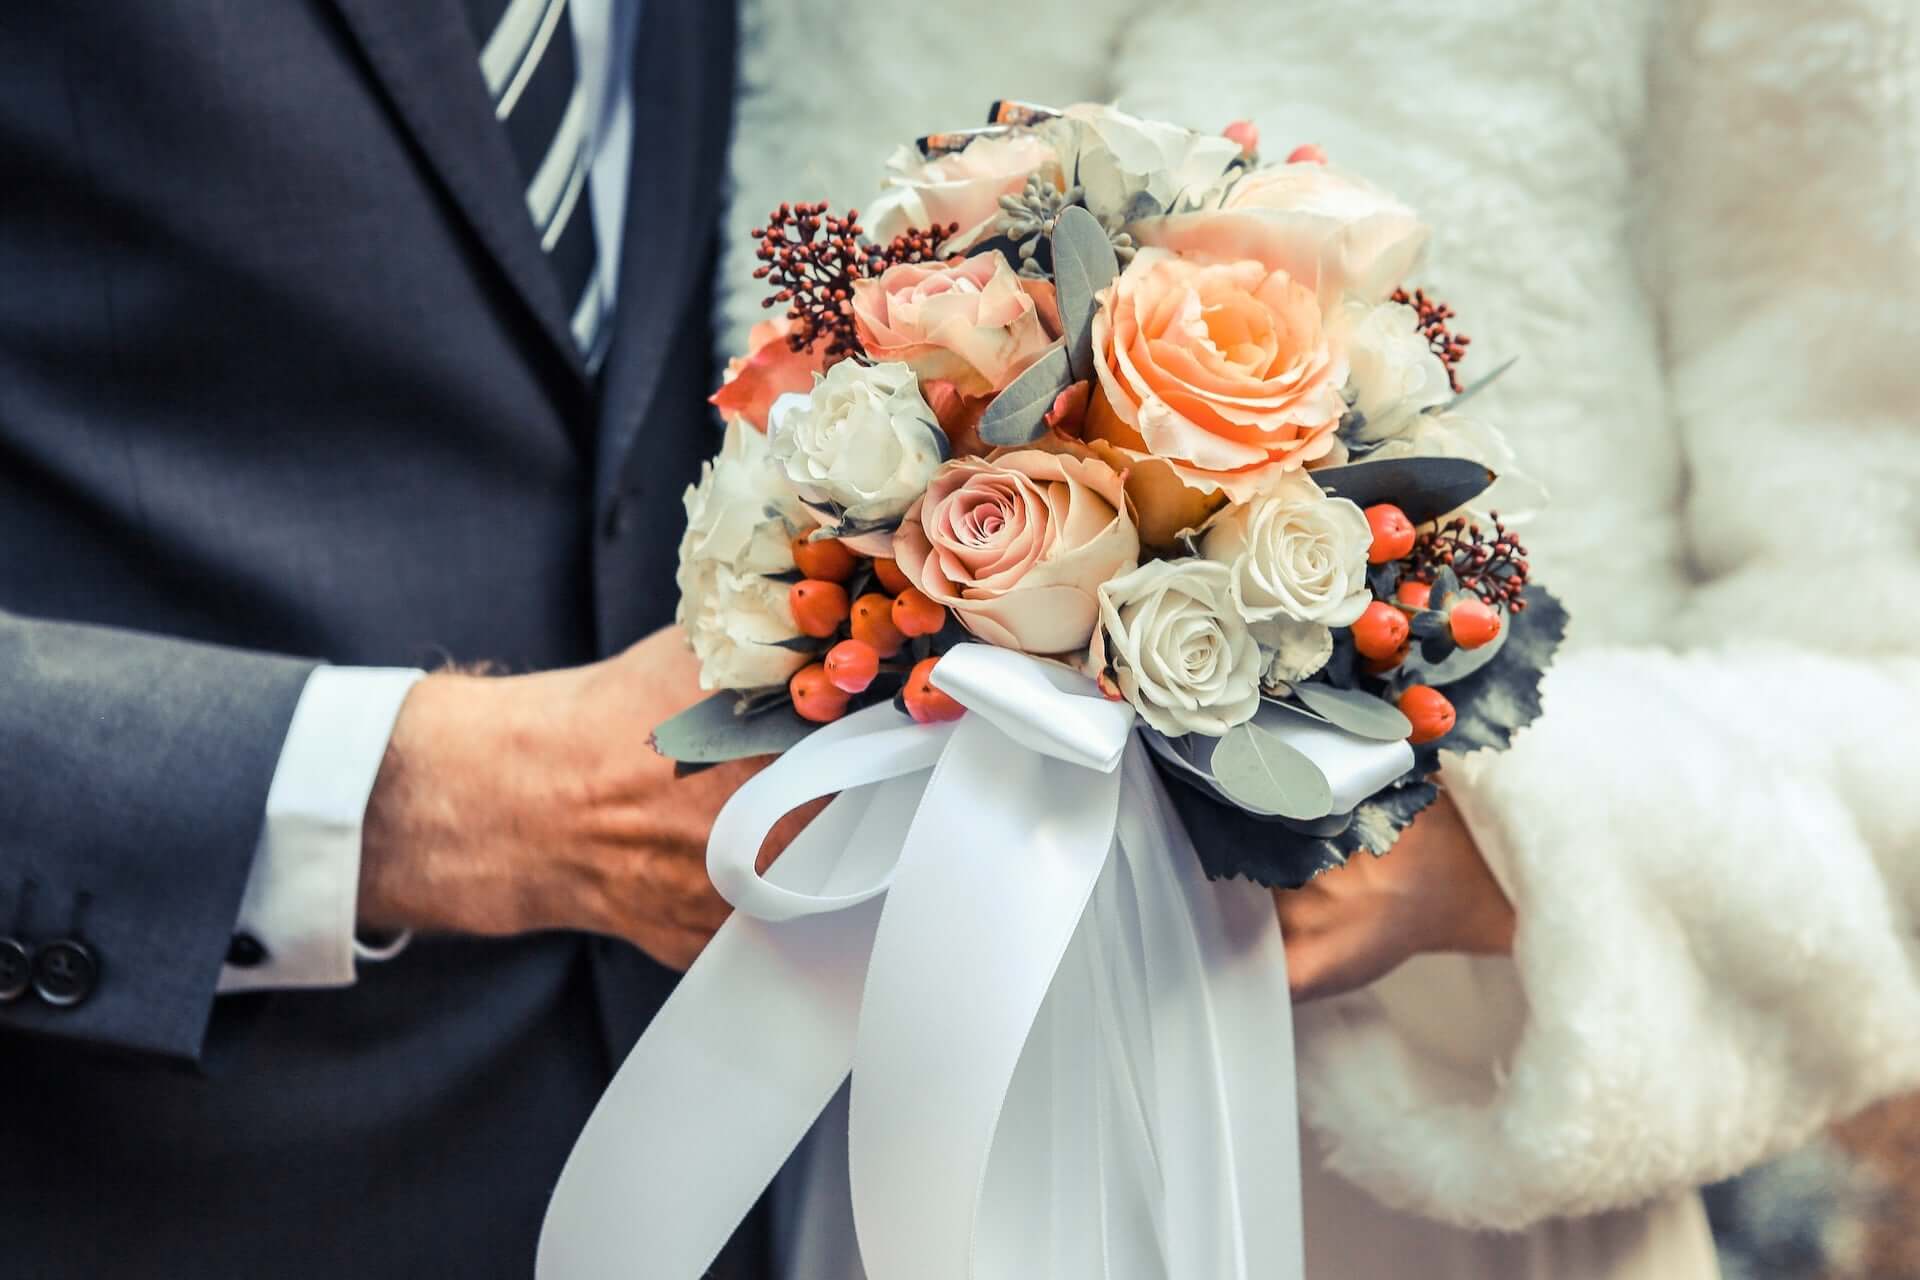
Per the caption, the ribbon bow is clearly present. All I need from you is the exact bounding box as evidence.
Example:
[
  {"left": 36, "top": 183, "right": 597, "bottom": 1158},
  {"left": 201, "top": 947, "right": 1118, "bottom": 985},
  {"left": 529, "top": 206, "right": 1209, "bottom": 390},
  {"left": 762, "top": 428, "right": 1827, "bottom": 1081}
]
[{"left": 537, "top": 645, "right": 1304, "bottom": 1279}]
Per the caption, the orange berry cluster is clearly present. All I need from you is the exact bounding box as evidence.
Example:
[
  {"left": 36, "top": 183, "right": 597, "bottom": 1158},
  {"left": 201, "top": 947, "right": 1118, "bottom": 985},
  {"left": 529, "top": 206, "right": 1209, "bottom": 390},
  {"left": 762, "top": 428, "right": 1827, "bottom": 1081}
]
[{"left": 784, "top": 535, "right": 964, "bottom": 726}]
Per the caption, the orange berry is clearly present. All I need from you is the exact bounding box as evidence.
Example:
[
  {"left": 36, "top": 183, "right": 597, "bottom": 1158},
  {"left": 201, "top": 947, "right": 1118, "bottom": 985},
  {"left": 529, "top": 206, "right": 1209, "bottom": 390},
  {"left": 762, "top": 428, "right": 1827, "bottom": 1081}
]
[
  {"left": 903, "top": 657, "right": 965, "bottom": 724},
  {"left": 1351, "top": 600, "right": 1411, "bottom": 661},
  {"left": 1364, "top": 504, "right": 1416, "bottom": 564},
  {"left": 823, "top": 638, "right": 879, "bottom": 694},
  {"left": 1398, "top": 685, "right": 1456, "bottom": 745},
  {"left": 1449, "top": 598, "right": 1501, "bottom": 650},
  {"left": 1394, "top": 579, "right": 1432, "bottom": 610},
  {"left": 890, "top": 587, "right": 946, "bottom": 638},
  {"left": 1286, "top": 143, "right": 1328, "bottom": 165},
  {"left": 789, "top": 580, "right": 850, "bottom": 639},
  {"left": 849, "top": 592, "right": 906, "bottom": 657},
  {"left": 1361, "top": 642, "right": 1411, "bottom": 676},
  {"left": 789, "top": 663, "right": 850, "bottom": 723},
  {"left": 791, "top": 535, "right": 858, "bottom": 583},
  {"left": 872, "top": 556, "right": 912, "bottom": 595}
]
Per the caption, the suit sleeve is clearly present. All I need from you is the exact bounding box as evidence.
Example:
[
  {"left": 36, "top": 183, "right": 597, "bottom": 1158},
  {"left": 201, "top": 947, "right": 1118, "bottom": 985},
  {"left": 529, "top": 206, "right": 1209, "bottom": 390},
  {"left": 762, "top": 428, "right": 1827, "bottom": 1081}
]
[
  {"left": 1289, "top": 0, "right": 1920, "bottom": 1229},
  {"left": 0, "top": 609, "right": 315, "bottom": 1059}
]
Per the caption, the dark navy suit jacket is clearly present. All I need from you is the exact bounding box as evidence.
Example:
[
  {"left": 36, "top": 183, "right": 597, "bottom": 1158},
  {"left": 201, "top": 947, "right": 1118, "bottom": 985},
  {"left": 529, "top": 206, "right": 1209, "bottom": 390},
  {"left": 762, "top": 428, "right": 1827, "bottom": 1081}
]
[{"left": 0, "top": 3, "right": 757, "bottom": 1274}]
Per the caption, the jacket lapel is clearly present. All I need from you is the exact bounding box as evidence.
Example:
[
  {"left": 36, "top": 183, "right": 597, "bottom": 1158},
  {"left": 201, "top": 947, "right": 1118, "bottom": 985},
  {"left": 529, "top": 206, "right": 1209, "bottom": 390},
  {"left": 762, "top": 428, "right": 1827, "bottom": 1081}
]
[
  {"left": 593, "top": 0, "right": 737, "bottom": 511},
  {"left": 327, "top": 0, "right": 588, "bottom": 380}
]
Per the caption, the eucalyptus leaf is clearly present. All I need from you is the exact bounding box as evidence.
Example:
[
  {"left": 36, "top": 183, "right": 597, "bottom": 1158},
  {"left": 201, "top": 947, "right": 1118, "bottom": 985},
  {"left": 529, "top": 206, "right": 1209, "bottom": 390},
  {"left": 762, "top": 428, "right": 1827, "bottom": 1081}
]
[
  {"left": 1429, "top": 355, "right": 1518, "bottom": 414},
  {"left": 649, "top": 692, "right": 817, "bottom": 765},
  {"left": 1050, "top": 205, "right": 1119, "bottom": 381},
  {"left": 978, "top": 344, "right": 1073, "bottom": 446},
  {"left": 1290, "top": 683, "right": 1413, "bottom": 741},
  {"left": 1209, "top": 721, "right": 1335, "bottom": 821},
  {"left": 1311, "top": 456, "right": 1496, "bottom": 525}
]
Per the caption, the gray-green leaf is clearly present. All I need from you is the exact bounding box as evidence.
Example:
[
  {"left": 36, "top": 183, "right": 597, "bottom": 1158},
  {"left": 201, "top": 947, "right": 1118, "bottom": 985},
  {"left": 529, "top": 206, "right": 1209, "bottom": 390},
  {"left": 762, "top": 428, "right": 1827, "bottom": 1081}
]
[
  {"left": 1290, "top": 683, "right": 1413, "bottom": 741},
  {"left": 1050, "top": 205, "right": 1120, "bottom": 381},
  {"left": 649, "top": 692, "right": 817, "bottom": 765},
  {"left": 978, "top": 344, "right": 1074, "bottom": 446},
  {"left": 1311, "top": 456, "right": 1496, "bottom": 525},
  {"left": 1210, "top": 721, "right": 1335, "bottom": 821}
]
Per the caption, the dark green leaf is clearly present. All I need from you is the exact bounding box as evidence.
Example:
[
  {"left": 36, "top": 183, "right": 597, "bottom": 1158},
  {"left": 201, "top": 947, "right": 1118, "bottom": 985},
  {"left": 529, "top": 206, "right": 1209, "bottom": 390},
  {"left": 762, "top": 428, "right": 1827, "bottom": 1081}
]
[
  {"left": 767, "top": 634, "right": 828, "bottom": 654},
  {"left": 1311, "top": 457, "right": 1496, "bottom": 525},
  {"left": 978, "top": 345, "right": 1073, "bottom": 446},
  {"left": 1419, "top": 631, "right": 1457, "bottom": 664},
  {"left": 1408, "top": 609, "right": 1449, "bottom": 640},
  {"left": 649, "top": 692, "right": 817, "bottom": 765},
  {"left": 1050, "top": 205, "right": 1119, "bottom": 381},
  {"left": 1290, "top": 683, "right": 1413, "bottom": 741},
  {"left": 1209, "top": 721, "right": 1335, "bottom": 820}
]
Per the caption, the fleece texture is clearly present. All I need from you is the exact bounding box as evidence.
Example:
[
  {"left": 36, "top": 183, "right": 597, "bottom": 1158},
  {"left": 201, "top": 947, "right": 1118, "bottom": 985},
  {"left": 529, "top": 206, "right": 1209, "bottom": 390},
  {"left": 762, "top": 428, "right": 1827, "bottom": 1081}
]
[{"left": 721, "top": 0, "right": 1920, "bottom": 1232}]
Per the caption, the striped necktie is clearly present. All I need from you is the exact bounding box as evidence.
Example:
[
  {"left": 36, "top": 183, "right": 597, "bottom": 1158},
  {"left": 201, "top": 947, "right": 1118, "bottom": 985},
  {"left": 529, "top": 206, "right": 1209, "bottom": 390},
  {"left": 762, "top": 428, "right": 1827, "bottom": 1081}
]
[{"left": 461, "top": 0, "right": 610, "bottom": 367}]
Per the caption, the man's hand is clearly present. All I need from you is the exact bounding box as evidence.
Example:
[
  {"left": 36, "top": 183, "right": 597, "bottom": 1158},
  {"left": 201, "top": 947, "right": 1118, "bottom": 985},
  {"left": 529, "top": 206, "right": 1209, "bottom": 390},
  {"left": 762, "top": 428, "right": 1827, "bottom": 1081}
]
[
  {"left": 1274, "top": 791, "right": 1514, "bottom": 1002},
  {"left": 357, "top": 627, "right": 818, "bottom": 970}
]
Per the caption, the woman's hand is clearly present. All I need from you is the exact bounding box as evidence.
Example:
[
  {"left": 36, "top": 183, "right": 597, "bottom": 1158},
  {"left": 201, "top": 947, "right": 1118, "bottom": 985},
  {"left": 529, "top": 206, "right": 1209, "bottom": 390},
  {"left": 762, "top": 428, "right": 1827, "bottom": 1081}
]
[{"left": 1274, "top": 790, "right": 1515, "bottom": 1001}]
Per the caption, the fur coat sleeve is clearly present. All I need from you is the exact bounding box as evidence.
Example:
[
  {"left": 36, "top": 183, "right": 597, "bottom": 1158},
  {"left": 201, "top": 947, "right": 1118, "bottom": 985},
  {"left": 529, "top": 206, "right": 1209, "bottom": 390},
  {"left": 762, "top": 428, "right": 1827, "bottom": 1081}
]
[{"left": 722, "top": 0, "right": 1920, "bottom": 1233}]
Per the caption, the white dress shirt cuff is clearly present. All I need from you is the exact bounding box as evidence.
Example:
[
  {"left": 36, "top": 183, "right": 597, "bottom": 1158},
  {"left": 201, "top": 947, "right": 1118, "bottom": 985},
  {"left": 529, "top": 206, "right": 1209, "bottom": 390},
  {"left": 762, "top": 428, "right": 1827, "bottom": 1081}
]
[{"left": 218, "top": 665, "right": 425, "bottom": 994}]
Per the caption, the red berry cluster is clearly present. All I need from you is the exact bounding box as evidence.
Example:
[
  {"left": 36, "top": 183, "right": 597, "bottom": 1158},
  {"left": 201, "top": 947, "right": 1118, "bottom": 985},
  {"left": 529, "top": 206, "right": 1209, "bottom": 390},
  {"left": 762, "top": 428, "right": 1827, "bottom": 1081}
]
[
  {"left": 1390, "top": 287, "right": 1471, "bottom": 394},
  {"left": 751, "top": 202, "right": 957, "bottom": 360},
  {"left": 1405, "top": 514, "right": 1531, "bottom": 612},
  {"left": 784, "top": 537, "right": 963, "bottom": 726}
]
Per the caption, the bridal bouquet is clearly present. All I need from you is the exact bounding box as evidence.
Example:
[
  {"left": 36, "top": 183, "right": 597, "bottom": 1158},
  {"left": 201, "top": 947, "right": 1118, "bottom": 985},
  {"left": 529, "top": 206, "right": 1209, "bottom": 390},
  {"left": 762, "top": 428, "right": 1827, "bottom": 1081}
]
[
  {"left": 666, "top": 99, "right": 1563, "bottom": 887},
  {"left": 539, "top": 102, "right": 1564, "bottom": 1280}
]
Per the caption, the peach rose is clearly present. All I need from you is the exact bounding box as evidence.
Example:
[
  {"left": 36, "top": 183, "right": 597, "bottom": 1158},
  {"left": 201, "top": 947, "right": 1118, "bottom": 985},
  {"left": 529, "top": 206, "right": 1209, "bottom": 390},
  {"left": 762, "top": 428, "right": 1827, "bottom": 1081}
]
[
  {"left": 894, "top": 449, "right": 1140, "bottom": 655},
  {"left": 1131, "top": 162, "right": 1428, "bottom": 303},
  {"left": 1084, "top": 248, "right": 1347, "bottom": 545},
  {"left": 866, "top": 134, "right": 1061, "bottom": 252},
  {"left": 709, "top": 316, "right": 826, "bottom": 431},
  {"left": 853, "top": 253, "right": 1062, "bottom": 400}
]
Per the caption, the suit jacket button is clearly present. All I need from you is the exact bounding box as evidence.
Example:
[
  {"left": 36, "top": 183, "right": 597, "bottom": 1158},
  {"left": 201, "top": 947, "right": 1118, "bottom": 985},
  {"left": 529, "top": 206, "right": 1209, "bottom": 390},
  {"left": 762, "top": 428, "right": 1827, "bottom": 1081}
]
[
  {"left": 32, "top": 939, "right": 97, "bottom": 1008},
  {"left": 226, "top": 933, "right": 267, "bottom": 968},
  {"left": 0, "top": 938, "right": 29, "bottom": 1003}
]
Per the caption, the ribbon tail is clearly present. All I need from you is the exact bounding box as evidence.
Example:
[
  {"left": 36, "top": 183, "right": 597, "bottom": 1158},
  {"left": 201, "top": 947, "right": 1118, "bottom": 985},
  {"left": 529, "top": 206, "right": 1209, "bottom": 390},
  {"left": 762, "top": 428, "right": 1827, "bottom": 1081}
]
[
  {"left": 847, "top": 713, "right": 1125, "bottom": 1280},
  {"left": 537, "top": 775, "right": 921, "bottom": 1279}
]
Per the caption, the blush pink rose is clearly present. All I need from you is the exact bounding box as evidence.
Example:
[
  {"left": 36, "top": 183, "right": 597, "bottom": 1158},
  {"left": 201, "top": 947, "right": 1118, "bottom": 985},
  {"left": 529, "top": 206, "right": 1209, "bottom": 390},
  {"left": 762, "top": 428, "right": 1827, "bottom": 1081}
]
[
  {"left": 853, "top": 253, "right": 1063, "bottom": 402},
  {"left": 1084, "top": 248, "right": 1347, "bottom": 545},
  {"left": 1131, "top": 162, "right": 1428, "bottom": 303},
  {"left": 894, "top": 449, "right": 1139, "bottom": 655},
  {"left": 866, "top": 134, "right": 1061, "bottom": 252},
  {"left": 709, "top": 316, "right": 826, "bottom": 431}
]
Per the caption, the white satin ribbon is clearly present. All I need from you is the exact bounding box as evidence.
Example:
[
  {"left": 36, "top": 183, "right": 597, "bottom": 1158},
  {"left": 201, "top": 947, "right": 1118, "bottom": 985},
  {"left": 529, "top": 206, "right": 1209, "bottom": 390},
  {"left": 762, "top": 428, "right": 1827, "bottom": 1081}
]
[{"left": 537, "top": 645, "right": 1304, "bottom": 1280}]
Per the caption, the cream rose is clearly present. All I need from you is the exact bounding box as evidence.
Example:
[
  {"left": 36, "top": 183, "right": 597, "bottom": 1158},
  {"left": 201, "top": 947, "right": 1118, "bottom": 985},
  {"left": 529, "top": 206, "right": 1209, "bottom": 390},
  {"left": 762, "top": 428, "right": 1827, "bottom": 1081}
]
[
  {"left": 867, "top": 134, "right": 1060, "bottom": 252},
  {"left": 1037, "top": 103, "right": 1243, "bottom": 221},
  {"left": 675, "top": 418, "right": 812, "bottom": 691},
  {"left": 1199, "top": 475, "right": 1373, "bottom": 627},
  {"left": 894, "top": 449, "right": 1139, "bottom": 654},
  {"left": 1084, "top": 247, "right": 1348, "bottom": 545},
  {"left": 1092, "top": 558, "right": 1262, "bottom": 737},
  {"left": 1336, "top": 298, "right": 1452, "bottom": 445},
  {"left": 768, "top": 361, "right": 947, "bottom": 524},
  {"left": 852, "top": 253, "right": 1062, "bottom": 401},
  {"left": 1131, "top": 162, "right": 1429, "bottom": 303}
]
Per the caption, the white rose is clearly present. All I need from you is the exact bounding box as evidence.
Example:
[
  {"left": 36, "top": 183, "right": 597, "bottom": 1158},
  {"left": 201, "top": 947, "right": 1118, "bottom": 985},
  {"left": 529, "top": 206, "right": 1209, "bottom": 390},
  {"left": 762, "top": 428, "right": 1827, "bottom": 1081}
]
[
  {"left": 1336, "top": 298, "right": 1452, "bottom": 446},
  {"left": 1039, "top": 103, "right": 1243, "bottom": 222},
  {"left": 1092, "top": 558, "right": 1262, "bottom": 738},
  {"left": 768, "top": 360, "right": 946, "bottom": 525},
  {"left": 1257, "top": 617, "right": 1335, "bottom": 691},
  {"left": 1199, "top": 476, "right": 1373, "bottom": 627},
  {"left": 675, "top": 418, "right": 811, "bottom": 691}
]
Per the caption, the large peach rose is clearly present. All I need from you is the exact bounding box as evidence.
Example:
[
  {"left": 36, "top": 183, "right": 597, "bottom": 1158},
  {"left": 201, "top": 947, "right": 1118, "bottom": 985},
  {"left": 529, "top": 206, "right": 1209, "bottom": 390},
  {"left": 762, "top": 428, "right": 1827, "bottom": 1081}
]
[
  {"left": 894, "top": 450, "right": 1139, "bottom": 655},
  {"left": 866, "top": 134, "right": 1060, "bottom": 252},
  {"left": 1084, "top": 248, "right": 1347, "bottom": 545},
  {"left": 708, "top": 316, "right": 826, "bottom": 432},
  {"left": 852, "top": 253, "right": 1062, "bottom": 401},
  {"left": 1130, "top": 162, "right": 1428, "bottom": 303}
]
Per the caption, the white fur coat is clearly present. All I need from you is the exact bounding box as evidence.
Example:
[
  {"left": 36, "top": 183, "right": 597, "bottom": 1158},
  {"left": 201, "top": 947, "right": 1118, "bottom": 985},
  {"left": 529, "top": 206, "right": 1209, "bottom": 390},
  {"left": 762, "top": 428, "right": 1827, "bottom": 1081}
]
[{"left": 719, "top": 0, "right": 1920, "bottom": 1238}]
